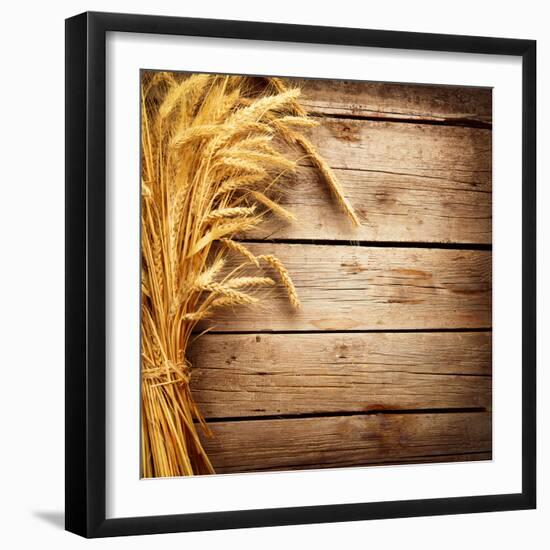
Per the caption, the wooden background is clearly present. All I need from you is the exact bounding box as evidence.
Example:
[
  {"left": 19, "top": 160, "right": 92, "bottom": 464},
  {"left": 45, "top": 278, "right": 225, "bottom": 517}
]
[{"left": 191, "top": 78, "right": 492, "bottom": 474}]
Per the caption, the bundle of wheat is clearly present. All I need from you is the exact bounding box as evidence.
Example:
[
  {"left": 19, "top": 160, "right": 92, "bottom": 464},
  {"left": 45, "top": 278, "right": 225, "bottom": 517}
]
[{"left": 140, "top": 71, "right": 357, "bottom": 477}]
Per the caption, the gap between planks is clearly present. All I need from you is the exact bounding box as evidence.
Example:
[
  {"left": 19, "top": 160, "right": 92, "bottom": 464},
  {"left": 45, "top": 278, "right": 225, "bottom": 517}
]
[
  {"left": 292, "top": 78, "right": 492, "bottom": 126},
  {"left": 237, "top": 238, "right": 492, "bottom": 251},
  {"left": 309, "top": 111, "right": 492, "bottom": 129},
  {"left": 198, "top": 327, "right": 492, "bottom": 335},
  {"left": 202, "top": 408, "right": 490, "bottom": 424}
]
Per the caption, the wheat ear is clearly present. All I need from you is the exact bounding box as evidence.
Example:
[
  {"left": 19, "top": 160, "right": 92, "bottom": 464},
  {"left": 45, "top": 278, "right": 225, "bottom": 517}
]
[{"left": 259, "top": 254, "right": 300, "bottom": 309}]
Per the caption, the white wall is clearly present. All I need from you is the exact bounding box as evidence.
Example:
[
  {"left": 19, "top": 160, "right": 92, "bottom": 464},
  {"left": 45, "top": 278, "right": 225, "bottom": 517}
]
[{"left": 0, "top": 1, "right": 546, "bottom": 548}]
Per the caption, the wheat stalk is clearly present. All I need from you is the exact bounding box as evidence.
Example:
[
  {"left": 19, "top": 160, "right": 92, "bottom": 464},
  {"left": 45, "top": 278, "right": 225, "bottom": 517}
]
[{"left": 141, "top": 71, "right": 357, "bottom": 477}]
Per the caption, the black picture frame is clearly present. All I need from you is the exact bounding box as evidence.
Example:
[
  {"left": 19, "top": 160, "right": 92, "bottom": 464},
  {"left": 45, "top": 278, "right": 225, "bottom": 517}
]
[{"left": 65, "top": 11, "right": 536, "bottom": 538}]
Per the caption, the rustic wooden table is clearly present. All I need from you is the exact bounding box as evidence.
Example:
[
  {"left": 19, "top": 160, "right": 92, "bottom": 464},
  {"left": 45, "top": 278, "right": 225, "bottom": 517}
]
[{"left": 191, "top": 78, "right": 492, "bottom": 474}]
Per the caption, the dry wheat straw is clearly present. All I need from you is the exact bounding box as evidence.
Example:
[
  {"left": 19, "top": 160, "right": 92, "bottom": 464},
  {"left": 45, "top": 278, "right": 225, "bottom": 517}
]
[{"left": 141, "top": 71, "right": 357, "bottom": 478}]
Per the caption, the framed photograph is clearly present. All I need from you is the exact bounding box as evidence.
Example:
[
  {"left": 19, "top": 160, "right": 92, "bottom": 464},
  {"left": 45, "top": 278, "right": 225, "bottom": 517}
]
[{"left": 65, "top": 11, "right": 536, "bottom": 537}]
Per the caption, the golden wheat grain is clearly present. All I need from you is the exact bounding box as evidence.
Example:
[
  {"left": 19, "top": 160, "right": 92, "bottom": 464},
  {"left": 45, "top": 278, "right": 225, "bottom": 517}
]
[
  {"left": 215, "top": 173, "right": 268, "bottom": 197},
  {"left": 215, "top": 156, "right": 272, "bottom": 175},
  {"left": 225, "top": 276, "right": 275, "bottom": 288},
  {"left": 296, "top": 134, "right": 361, "bottom": 226},
  {"left": 180, "top": 311, "right": 209, "bottom": 322},
  {"left": 251, "top": 191, "right": 297, "bottom": 222},
  {"left": 204, "top": 206, "right": 256, "bottom": 223},
  {"left": 259, "top": 254, "right": 301, "bottom": 309},
  {"left": 228, "top": 88, "right": 301, "bottom": 125},
  {"left": 171, "top": 124, "right": 222, "bottom": 148},
  {"left": 210, "top": 293, "right": 259, "bottom": 309},
  {"left": 187, "top": 217, "right": 260, "bottom": 258},
  {"left": 141, "top": 71, "right": 356, "bottom": 478},
  {"left": 277, "top": 115, "right": 319, "bottom": 128},
  {"left": 220, "top": 238, "right": 260, "bottom": 266},
  {"left": 196, "top": 257, "right": 226, "bottom": 286}
]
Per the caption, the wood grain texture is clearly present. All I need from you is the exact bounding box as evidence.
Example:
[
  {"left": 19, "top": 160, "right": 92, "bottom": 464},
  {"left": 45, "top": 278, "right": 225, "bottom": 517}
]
[
  {"left": 244, "top": 113, "right": 492, "bottom": 243},
  {"left": 292, "top": 78, "right": 492, "bottom": 124},
  {"left": 140, "top": 75, "right": 494, "bottom": 474},
  {"left": 189, "top": 332, "right": 492, "bottom": 418},
  {"left": 202, "top": 243, "right": 492, "bottom": 332},
  {"left": 199, "top": 412, "right": 492, "bottom": 473},
  {"left": 296, "top": 118, "right": 491, "bottom": 191},
  {"left": 247, "top": 165, "right": 492, "bottom": 243}
]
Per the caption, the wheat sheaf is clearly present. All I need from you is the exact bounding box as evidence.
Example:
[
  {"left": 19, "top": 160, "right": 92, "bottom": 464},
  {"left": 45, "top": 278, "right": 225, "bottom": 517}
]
[{"left": 141, "top": 71, "right": 358, "bottom": 477}]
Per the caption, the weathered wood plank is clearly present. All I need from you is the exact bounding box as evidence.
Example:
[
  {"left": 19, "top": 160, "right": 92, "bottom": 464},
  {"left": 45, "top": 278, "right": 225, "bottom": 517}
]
[
  {"left": 246, "top": 165, "right": 492, "bottom": 243},
  {"left": 200, "top": 412, "right": 492, "bottom": 473},
  {"left": 201, "top": 244, "right": 492, "bottom": 332},
  {"left": 189, "top": 332, "right": 492, "bottom": 418},
  {"left": 295, "top": 118, "right": 492, "bottom": 192},
  {"left": 245, "top": 114, "right": 492, "bottom": 243},
  {"left": 291, "top": 78, "right": 492, "bottom": 124}
]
